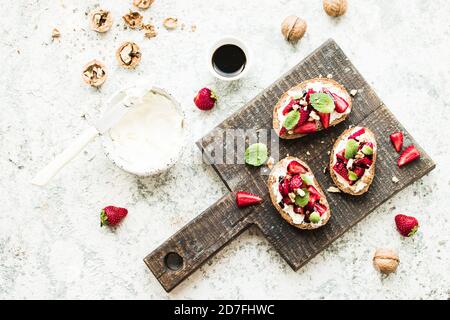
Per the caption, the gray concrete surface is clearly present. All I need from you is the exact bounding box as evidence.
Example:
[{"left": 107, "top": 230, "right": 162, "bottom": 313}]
[{"left": 0, "top": 0, "right": 449, "bottom": 299}]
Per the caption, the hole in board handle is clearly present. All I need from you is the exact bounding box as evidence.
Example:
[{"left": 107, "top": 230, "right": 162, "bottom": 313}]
[{"left": 164, "top": 252, "right": 183, "bottom": 271}]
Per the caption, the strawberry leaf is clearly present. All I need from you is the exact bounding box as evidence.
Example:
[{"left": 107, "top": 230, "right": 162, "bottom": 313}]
[
  {"left": 283, "top": 110, "right": 300, "bottom": 130},
  {"left": 309, "top": 93, "right": 335, "bottom": 113},
  {"left": 245, "top": 143, "right": 268, "bottom": 167}
]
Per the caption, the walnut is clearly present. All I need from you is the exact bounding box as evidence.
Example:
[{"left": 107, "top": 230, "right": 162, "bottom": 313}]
[
  {"left": 373, "top": 248, "right": 399, "bottom": 275},
  {"left": 142, "top": 23, "right": 157, "bottom": 38},
  {"left": 123, "top": 11, "right": 143, "bottom": 29},
  {"left": 51, "top": 28, "right": 60, "bottom": 38},
  {"left": 163, "top": 17, "right": 178, "bottom": 30},
  {"left": 89, "top": 8, "right": 113, "bottom": 33},
  {"left": 133, "top": 0, "right": 155, "bottom": 9},
  {"left": 281, "top": 15, "right": 307, "bottom": 43},
  {"left": 116, "top": 42, "right": 141, "bottom": 68},
  {"left": 82, "top": 60, "right": 107, "bottom": 87},
  {"left": 323, "top": 0, "right": 348, "bottom": 17}
]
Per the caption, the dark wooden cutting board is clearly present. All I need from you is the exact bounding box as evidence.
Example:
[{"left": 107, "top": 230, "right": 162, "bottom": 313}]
[{"left": 144, "top": 39, "right": 435, "bottom": 292}]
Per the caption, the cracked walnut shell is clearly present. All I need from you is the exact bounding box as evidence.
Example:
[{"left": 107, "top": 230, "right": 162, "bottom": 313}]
[
  {"left": 133, "top": 0, "right": 155, "bottom": 9},
  {"left": 82, "top": 60, "right": 107, "bottom": 87},
  {"left": 116, "top": 42, "right": 141, "bottom": 68},
  {"left": 89, "top": 8, "right": 113, "bottom": 33},
  {"left": 373, "top": 248, "right": 400, "bottom": 275},
  {"left": 163, "top": 17, "right": 178, "bottom": 30},
  {"left": 323, "top": 0, "right": 347, "bottom": 17},
  {"left": 143, "top": 23, "right": 157, "bottom": 38},
  {"left": 281, "top": 15, "right": 307, "bottom": 43},
  {"left": 123, "top": 11, "right": 143, "bottom": 29}
]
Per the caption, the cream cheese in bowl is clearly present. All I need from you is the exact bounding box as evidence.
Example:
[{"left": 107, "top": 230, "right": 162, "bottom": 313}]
[{"left": 102, "top": 87, "right": 185, "bottom": 176}]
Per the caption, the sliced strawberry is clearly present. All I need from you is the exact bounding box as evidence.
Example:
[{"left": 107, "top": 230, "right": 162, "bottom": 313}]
[
  {"left": 348, "top": 128, "right": 365, "bottom": 140},
  {"left": 398, "top": 145, "right": 420, "bottom": 167},
  {"left": 390, "top": 132, "right": 403, "bottom": 153},
  {"left": 293, "top": 205, "right": 305, "bottom": 215},
  {"left": 279, "top": 127, "right": 287, "bottom": 136},
  {"left": 282, "top": 99, "right": 296, "bottom": 115},
  {"left": 287, "top": 161, "right": 307, "bottom": 175},
  {"left": 283, "top": 196, "right": 293, "bottom": 205},
  {"left": 354, "top": 156, "right": 372, "bottom": 168},
  {"left": 314, "top": 203, "right": 328, "bottom": 216},
  {"left": 307, "top": 185, "right": 321, "bottom": 203},
  {"left": 332, "top": 93, "right": 349, "bottom": 113},
  {"left": 353, "top": 166, "right": 365, "bottom": 178},
  {"left": 298, "top": 107, "right": 310, "bottom": 126},
  {"left": 318, "top": 112, "right": 330, "bottom": 129},
  {"left": 278, "top": 178, "right": 290, "bottom": 196},
  {"left": 336, "top": 149, "right": 348, "bottom": 164},
  {"left": 333, "top": 162, "right": 349, "bottom": 181},
  {"left": 305, "top": 88, "right": 316, "bottom": 103},
  {"left": 290, "top": 175, "right": 304, "bottom": 190},
  {"left": 236, "top": 191, "right": 262, "bottom": 208},
  {"left": 294, "top": 121, "right": 317, "bottom": 134}
]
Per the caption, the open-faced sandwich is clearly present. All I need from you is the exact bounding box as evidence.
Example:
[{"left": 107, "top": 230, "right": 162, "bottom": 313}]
[
  {"left": 330, "top": 127, "right": 377, "bottom": 195},
  {"left": 268, "top": 157, "right": 331, "bottom": 229},
  {"left": 273, "top": 78, "right": 352, "bottom": 139}
]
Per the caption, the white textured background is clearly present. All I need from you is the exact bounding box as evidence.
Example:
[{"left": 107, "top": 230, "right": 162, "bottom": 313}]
[{"left": 1, "top": 0, "right": 449, "bottom": 299}]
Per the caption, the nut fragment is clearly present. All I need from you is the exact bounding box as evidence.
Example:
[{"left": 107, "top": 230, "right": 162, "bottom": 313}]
[
  {"left": 89, "top": 8, "right": 113, "bottom": 33},
  {"left": 373, "top": 248, "right": 399, "bottom": 275},
  {"left": 51, "top": 28, "right": 60, "bottom": 38},
  {"left": 116, "top": 42, "right": 141, "bottom": 68},
  {"left": 142, "top": 23, "right": 157, "bottom": 38},
  {"left": 281, "top": 15, "right": 307, "bottom": 43},
  {"left": 123, "top": 11, "right": 143, "bottom": 29},
  {"left": 133, "top": 0, "right": 155, "bottom": 9},
  {"left": 350, "top": 89, "right": 358, "bottom": 96},
  {"left": 163, "top": 17, "right": 178, "bottom": 30},
  {"left": 327, "top": 186, "right": 341, "bottom": 193},
  {"left": 82, "top": 60, "right": 107, "bottom": 87},
  {"left": 323, "top": 0, "right": 348, "bottom": 17}
]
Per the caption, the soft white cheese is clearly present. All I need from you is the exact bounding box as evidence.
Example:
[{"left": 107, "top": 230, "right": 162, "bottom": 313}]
[{"left": 108, "top": 89, "right": 184, "bottom": 174}]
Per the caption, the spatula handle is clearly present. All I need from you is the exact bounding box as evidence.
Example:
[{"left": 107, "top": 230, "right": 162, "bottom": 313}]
[
  {"left": 31, "top": 126, "right": 99, "bottom": 186},
  {"left": 144, "top": 192, "right": 255, "bottom": 292}
]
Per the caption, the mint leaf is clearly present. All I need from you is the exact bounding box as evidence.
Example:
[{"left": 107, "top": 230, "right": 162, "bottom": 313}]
[
  {"left": 309, "top": 93, "right": 335, "bottom": 113},
  {"left": 295, "top": 189, "right": 310, "bottom": 207},
  {"left": 345, "top": 139, "right": 359, "bottom": 159},
  {"left": 283, "top": 110, "right": 300, "bottom": 130},
  {"left": 301, "top": 174, "right": 314, "bottom": 186},
  {"left": 362, "top": 145, "right": 373, "bottom": 155},
  {"left": 245, "top": 143, "right": 268, "bottom": 167},
  {"left": 348, "top": 171, "right": 358, "bottom": 181}
]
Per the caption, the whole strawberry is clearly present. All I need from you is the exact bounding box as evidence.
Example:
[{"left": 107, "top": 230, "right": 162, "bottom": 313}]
[
  {"left": 395, "top": 214, "right": 419, "bottom": 237},
  {"left": 194, "top": 87, "right": 217, "bottom": 111},
  {"left": 101, "top": 206, "right": 128, "bottom": 227}
]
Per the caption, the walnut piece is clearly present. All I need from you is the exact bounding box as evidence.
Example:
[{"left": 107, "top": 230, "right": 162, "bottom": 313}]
[
  {"left": 123, "top": 11, "right": 143, "bottom": 29},
  {"left": 373, "top": 248, "right": 400, "bottom": 275},
  {"left": 163, "top": 17, "right": 178, "bottom": 30},
  {"left": 82, "top": 60, "right": 107, "bottom": 87},
  {"left": 89, "top": 8, "right": 113, "bottom": 33},
  {"left": 116, "top": 42, "right": 141, "bottom": 68},
  {"left": 323, "top": 0, "right": 348, "bottom": 17},
  {"left": 143, "top": 23, "right": 157, "bottom": 38},
  {"left": 51, "top": 28, "right": 60, "bottom": 38},
  {"left": 133, "top": 0, "right": 155, "bottom": 9},
  {"left": 281, "top": 15, "right": 307, "bottom": 43}
]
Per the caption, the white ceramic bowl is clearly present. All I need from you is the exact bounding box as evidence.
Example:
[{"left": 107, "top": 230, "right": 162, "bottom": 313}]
[
  {"left": 102, "top": 86, "right": 185, "bottom": 177},
  {"left": 207, "top": 36, "right": 251, "bottom": 81}
]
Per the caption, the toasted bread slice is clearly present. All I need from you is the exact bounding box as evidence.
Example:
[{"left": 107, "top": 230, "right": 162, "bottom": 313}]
[
  {"left": 329, "top": 127, "right": 377, "bottom": 195},
  {"left": 268, "top": 157, "right": 331, "bottom": 230},
  {"left": 273, "top": 78, "right": 352, "bottom": 139}
]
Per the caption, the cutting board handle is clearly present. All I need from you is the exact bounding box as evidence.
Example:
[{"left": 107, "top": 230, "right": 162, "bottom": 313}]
[{"left": 144, "top": 192, "right": 255, "bottom": 292}]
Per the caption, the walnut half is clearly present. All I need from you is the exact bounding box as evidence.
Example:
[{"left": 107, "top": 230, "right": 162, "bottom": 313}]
[
  {"left": 82, "top": 60, "right": 107, "bottom": 87},
  {"left": 89, "top": 8, "right": 113, "bottom": 33},
  {"left": 116, "top": 42, "right": 141, "bottom": 69},
  {"left": 133, "top": 0, "right": 155, "bottom": 9},
  {"left": 123, "top": 11, "right": 143, "bottom": 29}
]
